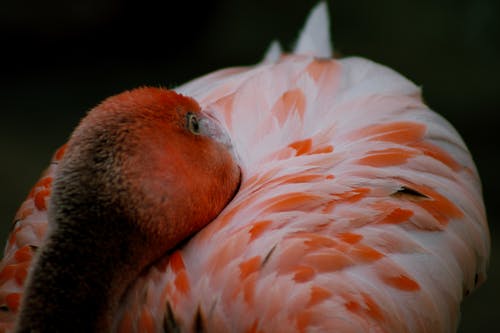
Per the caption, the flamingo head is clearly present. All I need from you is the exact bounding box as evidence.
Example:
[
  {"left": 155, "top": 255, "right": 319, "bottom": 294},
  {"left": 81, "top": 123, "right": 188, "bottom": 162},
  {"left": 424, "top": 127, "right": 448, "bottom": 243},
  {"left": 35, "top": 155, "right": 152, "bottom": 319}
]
[{"left": 16, "top": 87, "right": 241, "bottom": 332}]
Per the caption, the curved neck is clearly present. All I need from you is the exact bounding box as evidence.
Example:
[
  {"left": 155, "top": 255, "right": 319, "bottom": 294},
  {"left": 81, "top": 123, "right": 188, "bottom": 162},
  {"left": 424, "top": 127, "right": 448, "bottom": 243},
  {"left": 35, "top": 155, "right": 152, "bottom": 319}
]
[
  {"left": 15, "top": 215, "right": 145, "bottom": 333},
  {"left": 13, "top": 88, "right": 241, "bottom": 332}
]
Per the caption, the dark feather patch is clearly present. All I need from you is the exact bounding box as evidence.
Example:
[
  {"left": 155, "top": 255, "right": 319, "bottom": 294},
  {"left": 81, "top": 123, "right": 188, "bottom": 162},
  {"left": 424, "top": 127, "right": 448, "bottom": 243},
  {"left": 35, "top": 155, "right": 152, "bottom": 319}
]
[
  {"left": 262, "top": 244, "right": 277, "bottom": 267},
  {"left": 392, "top": 186, "right": 429, "bottom": 199},
  {"left": 163, "top": 302, "right": 180, "bottom": 333},
  {"left": 193, "top": 306, "right": 206, "bottom": 333}
]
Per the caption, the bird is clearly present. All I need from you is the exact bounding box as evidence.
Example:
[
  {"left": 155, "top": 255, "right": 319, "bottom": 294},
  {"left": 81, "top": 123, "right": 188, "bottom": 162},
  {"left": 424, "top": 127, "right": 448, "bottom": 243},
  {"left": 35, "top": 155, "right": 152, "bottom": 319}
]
[{"left": 0, "top": 2, "right": 490, "bottom": 333}]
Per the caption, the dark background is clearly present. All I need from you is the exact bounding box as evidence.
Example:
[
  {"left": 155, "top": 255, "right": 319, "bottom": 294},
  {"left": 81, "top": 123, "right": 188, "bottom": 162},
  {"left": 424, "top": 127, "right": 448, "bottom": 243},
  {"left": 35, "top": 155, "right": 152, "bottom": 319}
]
[{"left": 0, "top": 0, "right": 498, "bottom": 331}]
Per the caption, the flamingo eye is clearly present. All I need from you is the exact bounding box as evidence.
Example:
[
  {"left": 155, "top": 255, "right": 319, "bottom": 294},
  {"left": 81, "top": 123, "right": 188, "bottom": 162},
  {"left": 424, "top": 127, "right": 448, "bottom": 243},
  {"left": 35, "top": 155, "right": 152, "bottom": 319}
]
[{"left": 186, "top": 113, "right": 200, "bottom": 135}]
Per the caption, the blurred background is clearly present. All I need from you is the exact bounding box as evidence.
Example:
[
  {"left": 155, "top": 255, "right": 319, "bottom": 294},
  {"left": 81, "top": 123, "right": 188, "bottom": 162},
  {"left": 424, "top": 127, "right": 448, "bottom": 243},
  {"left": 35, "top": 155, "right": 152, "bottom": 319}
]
[{"left": 0, "top": 0, "right": 498, "bottom": 331}]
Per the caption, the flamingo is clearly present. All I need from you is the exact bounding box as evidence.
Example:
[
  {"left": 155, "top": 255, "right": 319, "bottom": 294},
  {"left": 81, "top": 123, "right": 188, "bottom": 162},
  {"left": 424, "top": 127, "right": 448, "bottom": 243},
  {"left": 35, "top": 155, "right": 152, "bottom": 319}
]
[{"left": 0, "top": 3, "right": 489, "bottom": 332}]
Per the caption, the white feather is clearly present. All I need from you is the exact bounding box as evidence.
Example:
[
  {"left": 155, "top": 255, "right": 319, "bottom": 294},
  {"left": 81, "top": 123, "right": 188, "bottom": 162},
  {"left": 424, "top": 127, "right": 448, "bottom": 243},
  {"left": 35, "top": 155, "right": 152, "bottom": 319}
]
[
  {"left": 262, "top": 40, "right": 283, "bottom": 63},
  {"left": 294, "top": 2, "right": 333, "bottom": 58}
]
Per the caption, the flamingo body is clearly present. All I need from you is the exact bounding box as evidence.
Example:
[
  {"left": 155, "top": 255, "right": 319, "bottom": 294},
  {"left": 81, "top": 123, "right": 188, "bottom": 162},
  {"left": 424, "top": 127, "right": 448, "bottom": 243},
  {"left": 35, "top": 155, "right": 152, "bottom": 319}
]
[{"left": 0, "top": 3, "right": 489, "bottom": 333}]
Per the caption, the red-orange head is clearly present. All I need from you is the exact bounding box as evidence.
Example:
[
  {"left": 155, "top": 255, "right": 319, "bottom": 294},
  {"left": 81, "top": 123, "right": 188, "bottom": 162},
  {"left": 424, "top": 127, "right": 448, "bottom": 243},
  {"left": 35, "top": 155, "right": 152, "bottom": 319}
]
[
  {"left": 16, "top": 87, "right": 241, "bottom": 332},
  {"left": 57, "top": 87, "right": 241, "bottom": 251}
]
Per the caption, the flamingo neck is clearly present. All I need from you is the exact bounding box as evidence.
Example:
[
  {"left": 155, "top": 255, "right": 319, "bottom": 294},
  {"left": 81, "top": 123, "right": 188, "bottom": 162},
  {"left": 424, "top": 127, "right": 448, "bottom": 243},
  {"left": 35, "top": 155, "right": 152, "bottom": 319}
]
[{"left": 15, "top": 213, "right": 145, "bottom": 332}]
